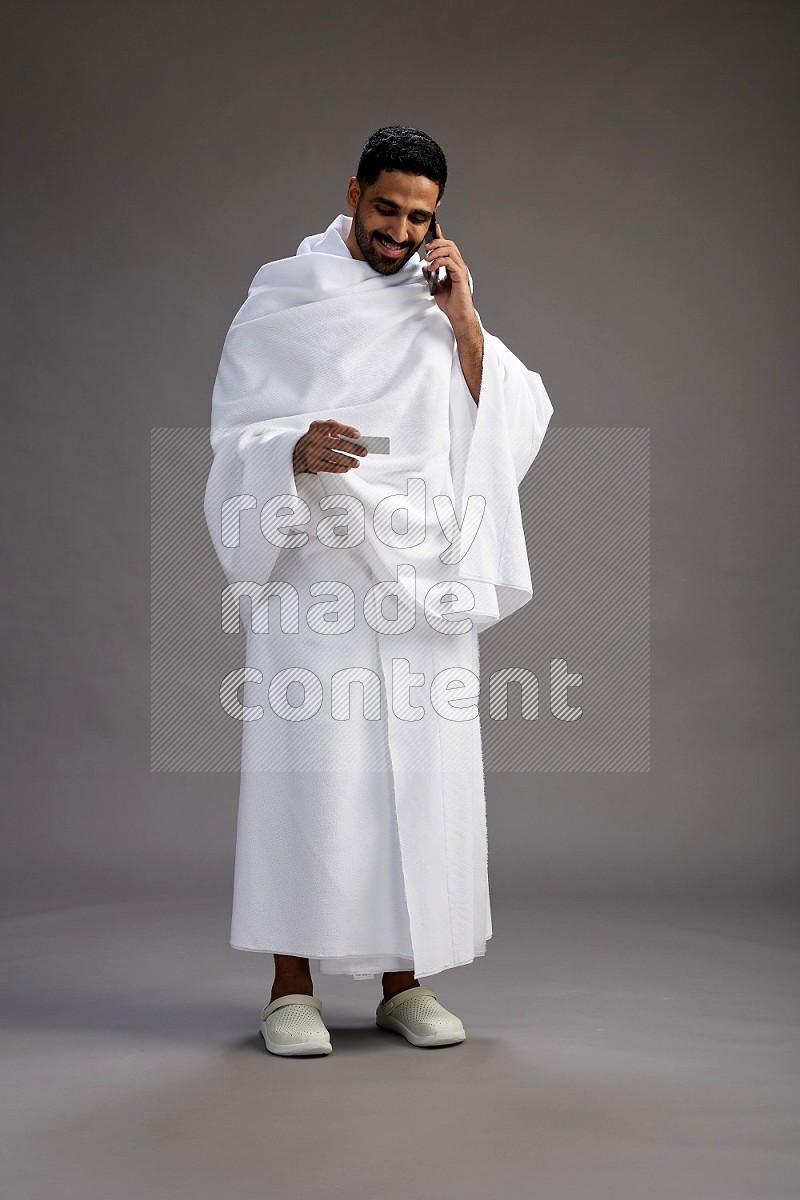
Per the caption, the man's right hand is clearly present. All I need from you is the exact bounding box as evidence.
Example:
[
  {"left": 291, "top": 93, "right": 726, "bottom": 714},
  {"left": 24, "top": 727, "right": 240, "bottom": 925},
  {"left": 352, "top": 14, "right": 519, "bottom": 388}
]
[{"left": 293, "top": 420, "right": 368, "bottom": 475}]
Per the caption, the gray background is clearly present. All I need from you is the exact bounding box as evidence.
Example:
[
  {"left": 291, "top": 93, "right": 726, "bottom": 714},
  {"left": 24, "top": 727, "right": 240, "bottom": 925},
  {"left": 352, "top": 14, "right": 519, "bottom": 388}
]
[
  {"left": 3, "top": 4, "right": 799, "bottom": 1198},
  {"left": 2, "top": 0, "right": 797, "bottom": 909}
]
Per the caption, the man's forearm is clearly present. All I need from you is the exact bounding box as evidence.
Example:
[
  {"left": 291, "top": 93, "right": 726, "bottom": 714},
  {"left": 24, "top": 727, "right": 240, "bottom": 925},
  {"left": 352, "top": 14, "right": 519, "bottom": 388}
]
[{"left": 453, "top": 314, "right": 484, "bottom": 406}]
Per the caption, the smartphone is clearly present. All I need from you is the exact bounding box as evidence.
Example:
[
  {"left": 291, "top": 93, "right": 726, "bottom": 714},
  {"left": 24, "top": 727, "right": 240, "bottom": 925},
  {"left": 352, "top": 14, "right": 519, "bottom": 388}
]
[{"left": 423, "top": 212, "right": 441, "bottom": 295}]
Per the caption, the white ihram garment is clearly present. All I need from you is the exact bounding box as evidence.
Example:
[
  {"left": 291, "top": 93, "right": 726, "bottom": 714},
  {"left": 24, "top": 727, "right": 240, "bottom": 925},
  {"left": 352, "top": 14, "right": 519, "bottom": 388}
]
[{"left": 204, "top": 213, "right": 553, "bottom": 978}]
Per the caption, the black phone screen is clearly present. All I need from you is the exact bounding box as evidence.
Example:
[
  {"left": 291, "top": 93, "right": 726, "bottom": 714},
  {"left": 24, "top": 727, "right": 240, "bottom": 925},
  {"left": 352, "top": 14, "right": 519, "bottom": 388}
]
[{"left": 424, "top": 213, "right": 440, "bottom": 294}]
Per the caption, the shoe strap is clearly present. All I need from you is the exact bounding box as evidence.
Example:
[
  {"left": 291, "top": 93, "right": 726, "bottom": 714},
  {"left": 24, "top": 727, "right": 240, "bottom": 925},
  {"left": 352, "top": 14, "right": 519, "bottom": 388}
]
[
  {"left": 379, "top": 984, "right": 437, "bottom": 1016},
  {"left": 262, "top": 993, "right": 322, "bottom": 1020}
]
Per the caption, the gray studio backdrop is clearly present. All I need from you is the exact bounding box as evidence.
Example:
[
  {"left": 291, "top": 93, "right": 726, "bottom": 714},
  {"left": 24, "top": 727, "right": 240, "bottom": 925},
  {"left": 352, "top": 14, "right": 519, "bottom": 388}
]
[{"left": 2, "top": 0, "right": 797, "bottom": 910}]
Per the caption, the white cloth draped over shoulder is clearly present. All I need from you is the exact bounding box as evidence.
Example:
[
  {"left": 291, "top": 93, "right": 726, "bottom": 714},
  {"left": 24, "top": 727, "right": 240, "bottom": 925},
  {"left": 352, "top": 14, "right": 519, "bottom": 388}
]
[
  {"left": 205, "top": 213, "right": 553, "bottom": 633},
  {"left": 203, "top": 213, "right": 553, "bottom": 979}
]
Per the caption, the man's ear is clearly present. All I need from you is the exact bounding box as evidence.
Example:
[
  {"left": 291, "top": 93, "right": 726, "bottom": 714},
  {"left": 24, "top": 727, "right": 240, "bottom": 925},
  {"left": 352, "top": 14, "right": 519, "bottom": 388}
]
[{"left": 346, "top": 177, "right": 361, "bottom": 214}]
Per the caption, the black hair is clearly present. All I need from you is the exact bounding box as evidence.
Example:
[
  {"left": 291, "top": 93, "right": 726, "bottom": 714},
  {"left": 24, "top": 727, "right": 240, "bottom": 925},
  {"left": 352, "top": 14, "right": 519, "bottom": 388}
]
[{"left": 355, "top": 126, "right": 447, "bottom": 202}]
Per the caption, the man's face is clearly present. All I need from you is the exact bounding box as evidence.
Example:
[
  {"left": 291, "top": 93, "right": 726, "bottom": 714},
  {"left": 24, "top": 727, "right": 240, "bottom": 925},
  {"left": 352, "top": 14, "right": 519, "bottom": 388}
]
[{"left": 344, "top": 169, "right": 440, "bottom": 275}]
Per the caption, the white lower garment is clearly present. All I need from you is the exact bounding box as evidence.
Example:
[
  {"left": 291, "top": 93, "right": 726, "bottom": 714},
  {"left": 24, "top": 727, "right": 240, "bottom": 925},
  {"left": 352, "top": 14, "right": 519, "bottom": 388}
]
[{"left": 229, "top": 474, "right": 492, "bottom": 979}]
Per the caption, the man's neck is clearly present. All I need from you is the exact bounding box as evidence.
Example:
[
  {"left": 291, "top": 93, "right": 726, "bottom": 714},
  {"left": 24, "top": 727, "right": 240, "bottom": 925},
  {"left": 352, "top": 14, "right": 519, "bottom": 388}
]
[{"left": 344, "top": 218, "right": 365, "bottom": 262}]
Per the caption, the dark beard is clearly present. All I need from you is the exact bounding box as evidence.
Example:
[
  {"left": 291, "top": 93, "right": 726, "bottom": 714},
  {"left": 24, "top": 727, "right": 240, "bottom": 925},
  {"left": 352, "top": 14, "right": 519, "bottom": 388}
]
[{"left": 353, "top": 208, "right": 417, "bottom": 275}]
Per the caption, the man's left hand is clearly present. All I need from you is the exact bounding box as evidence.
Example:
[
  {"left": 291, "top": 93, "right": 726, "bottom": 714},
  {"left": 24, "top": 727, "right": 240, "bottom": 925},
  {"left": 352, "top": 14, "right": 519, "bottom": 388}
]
[{"left": 422, "top": 223, "right": 478, "bottom": 333}]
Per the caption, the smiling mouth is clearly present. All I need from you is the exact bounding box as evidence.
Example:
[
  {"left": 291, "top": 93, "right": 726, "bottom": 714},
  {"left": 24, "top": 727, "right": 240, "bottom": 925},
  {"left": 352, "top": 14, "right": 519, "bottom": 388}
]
[{"left": 375, "top": 236, "right": 408, "bottom": 257}]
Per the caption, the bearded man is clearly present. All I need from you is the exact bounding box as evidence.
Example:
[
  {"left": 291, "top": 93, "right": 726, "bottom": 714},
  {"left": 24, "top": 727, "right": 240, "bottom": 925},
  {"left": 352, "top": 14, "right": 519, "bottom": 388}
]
[{"left": 204, "top": 125, "right": 553, "bottom": 1056}]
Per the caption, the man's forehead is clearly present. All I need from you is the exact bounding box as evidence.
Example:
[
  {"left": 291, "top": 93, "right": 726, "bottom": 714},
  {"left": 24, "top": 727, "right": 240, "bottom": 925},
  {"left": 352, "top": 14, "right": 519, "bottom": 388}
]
[{"left": 366, "top": 170, "right": 439, "bottom": 213}]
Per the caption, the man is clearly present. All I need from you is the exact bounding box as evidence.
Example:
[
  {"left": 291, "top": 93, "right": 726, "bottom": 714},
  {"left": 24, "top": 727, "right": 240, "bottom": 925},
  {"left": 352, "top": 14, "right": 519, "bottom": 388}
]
[{"left": 204, "top": 127, "right": 553, "bottom": 1056}]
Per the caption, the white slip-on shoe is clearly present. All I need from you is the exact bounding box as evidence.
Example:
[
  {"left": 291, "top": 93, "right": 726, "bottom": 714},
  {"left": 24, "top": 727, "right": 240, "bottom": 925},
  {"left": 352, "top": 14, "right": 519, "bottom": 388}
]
[
  {"left": 376, "top": 984, "right": 466, "bottom": 1047},
  {"left": 259, "top": 993, "right": 332, "bottom": 1057}
]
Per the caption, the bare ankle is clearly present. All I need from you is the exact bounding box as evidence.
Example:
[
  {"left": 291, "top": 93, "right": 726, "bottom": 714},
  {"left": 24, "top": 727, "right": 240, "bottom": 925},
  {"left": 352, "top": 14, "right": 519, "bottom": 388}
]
[
  {"left": 272, "top": 954, "right": 313, "bottom": 999},
  {"left": 382, "top": 970, "right": 420, "bottom": 1000}
]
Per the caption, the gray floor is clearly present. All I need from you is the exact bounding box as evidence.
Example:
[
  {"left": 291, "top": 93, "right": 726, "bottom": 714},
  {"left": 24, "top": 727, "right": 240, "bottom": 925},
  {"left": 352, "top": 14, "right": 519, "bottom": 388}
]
[{"left": 2, "top": 893, "right": 798, "bottom": 1199}]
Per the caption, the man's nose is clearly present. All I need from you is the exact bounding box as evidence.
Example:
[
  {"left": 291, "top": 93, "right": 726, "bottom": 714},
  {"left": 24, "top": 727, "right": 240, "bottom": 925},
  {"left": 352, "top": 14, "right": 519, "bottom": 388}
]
[{"left": 384, "top": 219, "right": 410, "bottom": 245}]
